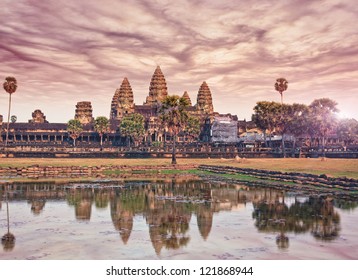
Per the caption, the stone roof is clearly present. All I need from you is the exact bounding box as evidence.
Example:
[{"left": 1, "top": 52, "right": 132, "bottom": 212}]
[{"left": 6, "top": 122, "right": 94, "bottom": 132}]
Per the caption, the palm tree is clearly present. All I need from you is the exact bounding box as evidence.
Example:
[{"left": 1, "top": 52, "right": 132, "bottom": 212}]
[
  {"left": 67, "top": 119, "right": 83, "bottom": 147},
  {"left": 275, "top": 78, "right": 288, "bottom": 104},
  {"left": 159, "top": 95, "right": 189, "bottom": 164},
  {"left": 94, "top": 116, "right": 110, "bottom": 147},
  {"left": 3, "top": 77, "right": 17, "bottom": 147}
]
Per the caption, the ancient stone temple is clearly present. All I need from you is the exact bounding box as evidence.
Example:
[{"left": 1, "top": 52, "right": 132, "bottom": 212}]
[
  {"left": 1, "top": 65, "right": 260, "bottom": 147},
  {"left": 75, "top": 101, "right": 94, "bottom": 124},
  {"left": 110, "top": 77, "right": 135, "bottom": 120},
  {"left": 182, "top": 91, "right": 192, "bottom": 106},
  {"left": 195, "top": 81, "right": 214, "bottom": 115},
  {"left": 144, "top": 66, "right": 168, "bottom": 105},
  {"left": 29, "top": 109, "right": 48, "bottom": 123}
]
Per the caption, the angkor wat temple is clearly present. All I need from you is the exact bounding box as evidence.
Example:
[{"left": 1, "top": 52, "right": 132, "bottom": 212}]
[{"left": 0, "top": 66, "right": 254, "bottom": 147}]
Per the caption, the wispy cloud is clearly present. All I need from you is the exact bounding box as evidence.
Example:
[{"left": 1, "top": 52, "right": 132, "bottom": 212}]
[{"left": 0, "top": 0, "right": 357, "bottom": 122}]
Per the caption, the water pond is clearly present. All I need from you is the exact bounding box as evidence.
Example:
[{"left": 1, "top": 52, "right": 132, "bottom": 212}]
[{"left": 1, "top": 178, "right": 357, "bottom": 259}]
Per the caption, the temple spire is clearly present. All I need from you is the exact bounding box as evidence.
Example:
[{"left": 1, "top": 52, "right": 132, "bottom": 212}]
[
  {"left": 110, "top": 77, "right": 135, "bottom": 120},
  {"left": 196, "top": 81, "right": 214, "bottom": 114},
  {"left": 145, "top": 66, "right": 168, "bottom": 105},
  {"left": 182, "top": 91, "right": 192, "bottom": 106}
]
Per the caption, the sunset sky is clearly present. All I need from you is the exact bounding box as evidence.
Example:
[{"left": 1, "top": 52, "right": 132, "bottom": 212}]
[{"left": 1, "top": 0, "right": 357, "bottom": 123}]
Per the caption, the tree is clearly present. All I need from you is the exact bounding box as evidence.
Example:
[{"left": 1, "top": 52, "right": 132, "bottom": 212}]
[
  {"left": 119, "top": 113, "right": 145, "bottom": 147},
  {"left": 94, "top": 116, "right": 110, "bottom": 147},
  {"left": 274, "top": 78, "right": 288, "bottom": 104},
  {"left": 336, "top": 118, "right": 358, "bottom": 146},
  {"left": 67, "top": 119, "right": 83, "bottom": 147},
  {"left": 11, "top": 115, "right": 17, "bottom": 123},
  {"left": 159, "top": 95, "right": 189, "bottom": 164},
  {"left": 275, "top": 103, "right": 292, "bottom": 158},
  {"left": 184, "top": 116, "right": 201, "bottom": 143},
  {"left": 252, "top": 101, "right": 281, "bottom": 147},
  {"left": 308, "top": 98, "right": 339, "bottom": 157},
  {"left": 286, "top": 103, "right": 310, "bottom": 156},
  {"left": 3, "top": 76, "right": 17, "bottom": 147}
]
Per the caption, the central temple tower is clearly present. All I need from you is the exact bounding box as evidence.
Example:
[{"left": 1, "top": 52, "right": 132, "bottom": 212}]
[{"left": 144, "top": 66, "right": 168, "bottom": 105}]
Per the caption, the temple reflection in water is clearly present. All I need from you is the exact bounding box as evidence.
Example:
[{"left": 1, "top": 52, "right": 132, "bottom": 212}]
[{"left": 1, "top": 180, "right": 355, "bottom": 255}]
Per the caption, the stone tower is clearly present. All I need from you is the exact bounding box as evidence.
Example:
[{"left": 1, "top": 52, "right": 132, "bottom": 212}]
[
  {"left": 182, "top": 91, "right": 192, "bottom": 106},
  {"left": 145, "top": 66, "right": 168, "bottom": 105},
  {"left": 196, "top": 81, "right": 214, "bottom": 115},
  {"left": 110, "top": 77, "right": 135, "bottom": 120},
  {"left": 75, "top": 101, "right": 94, "bottom": 124},
  {"left": 29, "top": 109, "right": 48, "bottom": 123}
]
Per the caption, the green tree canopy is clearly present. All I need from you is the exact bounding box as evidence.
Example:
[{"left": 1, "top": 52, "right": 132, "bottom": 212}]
[
  {"left": 94, "top": 116, "right": 110, "bottom": 146},
  {"left": 184, "top": 116, "right": 201, "bottom": 142},
  {"left": 252, "top": 101, "right": 280, "bottom": 133},
  {"left": 308, "top": 98, "right": 339, "bottom": 155},
  {"left": 252, "top": 101, "right": 281, "bottom": 147},
  {"left": 67, "top": 119, "right": 83, "bottom": 146},
  {"left": 119, "top": 113, "right": 145, "bottom": 147},
  {"left": 286, "top": 103, "right": 309, "bottom": 138},
  {"left": 337, "top": 118, "right": 358, "bottom": 146},
  {"left": 159, "top": 95, "right": 189, "bottom": 164}
]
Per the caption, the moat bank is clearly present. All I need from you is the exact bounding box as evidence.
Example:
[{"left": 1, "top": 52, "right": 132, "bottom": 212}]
[
  {"left": 0, "top": 158, "right": 357, "bottom": 178},
  {"left": 0, "top": 161, "right": 357, "bottom": 198}
]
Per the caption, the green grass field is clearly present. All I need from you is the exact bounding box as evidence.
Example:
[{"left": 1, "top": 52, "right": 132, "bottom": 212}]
[{"left": 0, "top": 157, "right": 357, "bottom": 179}]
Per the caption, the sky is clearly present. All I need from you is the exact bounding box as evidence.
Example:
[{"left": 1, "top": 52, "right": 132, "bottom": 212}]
[{"left": 0, "top": 0, "right": 357, "bottom": 123}]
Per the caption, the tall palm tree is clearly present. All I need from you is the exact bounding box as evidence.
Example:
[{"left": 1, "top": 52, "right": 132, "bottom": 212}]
[
  {"left": 67, "top": 119, "right": 83, "bottom": 147},
  {"left": 3, "top": 77, "right": 17, "bottom": 147},
  {"left": 94, "top": 116, "right": 110, "bottom": 147},
  {"left": 275, "top": 78, "right": 288, "bottom": 104},
  {"left": 159, "top": 95, "right": 189, "bottom": 164}
]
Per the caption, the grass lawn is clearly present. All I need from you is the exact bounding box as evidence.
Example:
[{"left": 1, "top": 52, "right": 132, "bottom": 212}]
[{"left": 0, "top": 157, "right": 357, "bottom": 179}]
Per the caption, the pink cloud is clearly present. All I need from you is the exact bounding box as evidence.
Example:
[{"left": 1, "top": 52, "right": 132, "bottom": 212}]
[{"left": 0, "top": 0, "right": 357, "bottom": 122}]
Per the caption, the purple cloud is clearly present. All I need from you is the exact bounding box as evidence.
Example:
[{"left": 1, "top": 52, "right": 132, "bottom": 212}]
[{"left": 0, "top": 0, "right": 357, "bottom": 122}]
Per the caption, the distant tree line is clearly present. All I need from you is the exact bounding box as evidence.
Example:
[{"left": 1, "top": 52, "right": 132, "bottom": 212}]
[{"left": 252, "top": 98, "right": 358, "bottom": 157}]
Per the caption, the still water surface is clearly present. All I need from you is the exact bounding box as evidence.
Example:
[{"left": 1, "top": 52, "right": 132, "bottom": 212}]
[{"left": 1, "top": 179, "right": 357, "bottom": 259}]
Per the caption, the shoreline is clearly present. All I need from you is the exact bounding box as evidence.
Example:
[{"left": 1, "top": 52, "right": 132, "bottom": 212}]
[
  {"left": 0, "top": 158, "right": 357, "bottom": 178},
  {"left": 0, "top": 161, "right": 357, "bottom": 199}
]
